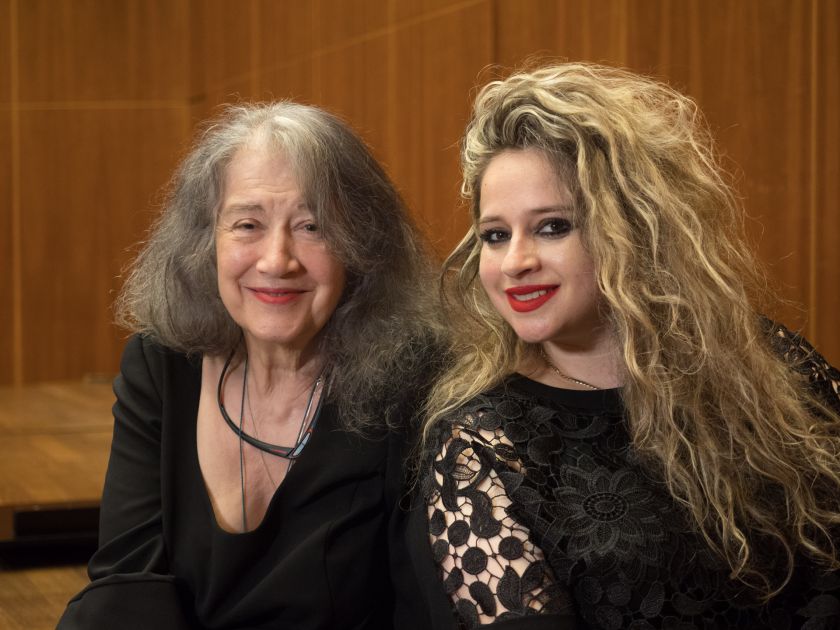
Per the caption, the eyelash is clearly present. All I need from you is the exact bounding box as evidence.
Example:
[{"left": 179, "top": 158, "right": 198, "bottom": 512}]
[
  {"left": 233, "top": 220, "right": 258, "bottom": 231},
  {"left": 229, "top": 221, "right": 319, "bottom": 233},
  {"left": 479, "top": 218, "right": 573, "bottom": 244}
]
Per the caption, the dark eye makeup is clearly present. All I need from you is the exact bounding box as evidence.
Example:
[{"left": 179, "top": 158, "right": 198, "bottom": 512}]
[
  {"left": 537, "top": 217, "right": 573, "bottom": 237},
  {"left": 479, "top": 216, "right": 573, "bottom": 245},
  {"left": 478, "top": 228, "right": 509, "bottom": 244}
]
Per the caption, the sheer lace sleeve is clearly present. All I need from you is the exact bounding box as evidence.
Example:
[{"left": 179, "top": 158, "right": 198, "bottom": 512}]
[{"left": 426, "top": 413, "right": 573, "bottom": 628}]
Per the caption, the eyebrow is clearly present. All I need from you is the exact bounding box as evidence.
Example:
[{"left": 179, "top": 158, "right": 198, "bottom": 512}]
[
  {"left": 478, "top": 204, "right": 574, "bottom": 225},
  {"left": 218, "top": 201, "right": 312, "bottom": 217},
  {"left": 219, "top": 203, "right": 263, "bottom": 217}
]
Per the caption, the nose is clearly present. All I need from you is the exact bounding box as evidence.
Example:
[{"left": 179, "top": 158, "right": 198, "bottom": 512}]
[
  {"left": 500, "top": 235, "right": 540, "bottom": 277},
  {"left": 255, "top": 227, "right": 301, "bottom": 276}
]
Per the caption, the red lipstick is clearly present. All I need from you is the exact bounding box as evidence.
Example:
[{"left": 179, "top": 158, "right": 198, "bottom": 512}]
[
  {"left": 249, "top": 288, "right": 304, "bottom": 305},
  {"left": 504, "top": 285, "right": 558, "bottom": 313}
]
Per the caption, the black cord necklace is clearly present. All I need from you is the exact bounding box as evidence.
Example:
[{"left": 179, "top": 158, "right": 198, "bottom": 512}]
[{"left": 217, "top": 349, "right": 324, "bottom": 460}]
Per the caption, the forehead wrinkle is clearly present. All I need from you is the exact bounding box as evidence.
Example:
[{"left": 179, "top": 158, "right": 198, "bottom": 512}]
[{"left": 218, "top": 202, "right": 264, "bottom": 219}]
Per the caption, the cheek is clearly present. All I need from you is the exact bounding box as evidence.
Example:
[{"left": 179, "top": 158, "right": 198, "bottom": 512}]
[
  {"left": 216, "top": 240, "right": 252, "bottom": 280},
  {"left": 310, "top": 250, "right": 346, "bottom": 301},
  {"left": 477, "top": 250, "right": 498, "bottom": 292}
]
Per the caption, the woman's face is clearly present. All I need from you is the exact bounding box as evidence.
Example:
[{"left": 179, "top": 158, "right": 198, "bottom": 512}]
[
  {"left": 477, "top": 148, "right": 605, "bottom": 348},
  {"left": 215, "top": 145, "right": 346, "bottom": 354}
]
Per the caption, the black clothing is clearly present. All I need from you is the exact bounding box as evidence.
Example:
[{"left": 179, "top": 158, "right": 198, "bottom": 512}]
[
  {"left": 410, "top": 326, "right": 840, "bottom": 629},
  {"left": 59, "top": 335, "right": 400, "bottom": 630}
]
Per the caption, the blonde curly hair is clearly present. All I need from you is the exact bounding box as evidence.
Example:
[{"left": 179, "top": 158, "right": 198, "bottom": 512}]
[{"left": 424, "top": 62, "right": 840, "bottom": 596}]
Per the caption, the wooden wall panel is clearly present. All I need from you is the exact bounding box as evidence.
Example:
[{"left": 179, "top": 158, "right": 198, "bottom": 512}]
[
  {"left": 389, "top": 1, "right": 494, "bottom": 255},
  {"left": 393, "top": 0, "right": 479, "bottom": 23},
  {"left": 4, "top": 0, "right": 195, "bottom": 384},
  {"left": 679, "top": 0, "right": 812, "bottom": 334},
  {"left": 495, "top": 0, "right": 632, "bottom": 68},
  {"left": 623, "top": 0, "right": 693, "bottom": 78},
  {"left": 17, "top": 0, "right": 190, "bottom": 102},
  {"left": 814, "top": 0, "right": 840, "bottom": 359},
  {"left": 0, "top": 0, "right": 10, "bottom": 102},
  {"left": 310, "top": 0, "right": 390, "bottom": 155},
  {"left": 18, "top": 108, "right": 189, "bottom": 382},
  {"left": 314, "top": 0, "right": 389, "bottom": 50},
  {"left": 253, "top": 2, "right": 318, "bottom": 106},
  {"left": 256, "top": 58, "right": 318, "bottom": 106},
  {"left": 5, "top": 0, "right": 835, "bottom": 384},
  {"left": 190, "top": 0, "right": 257, "bottom": 123},
  {"left": 316, "top": 35, "right": 390, "bottom": 157},
  {"left": 1, "top": 0, "right": 15, "bottom": 384}
]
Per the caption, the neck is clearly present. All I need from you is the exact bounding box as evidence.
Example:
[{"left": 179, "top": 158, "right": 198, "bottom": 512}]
[
  {"left": 527, "top": 334, "right": 623, "bottom": 390},
  {"left": 242, "top": 338, "right": 325, "bottom": 398}
]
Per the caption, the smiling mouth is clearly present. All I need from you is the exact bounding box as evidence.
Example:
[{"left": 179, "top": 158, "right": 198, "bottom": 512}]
[
  {"left": 250, "top": 288, "right": 305, "bottom": 304},
  {"left": 505, "top": 286, "right": 557, "bottom": 312},
  {"left": 510, "top": 289, "right": 550, "bottom": 301}
]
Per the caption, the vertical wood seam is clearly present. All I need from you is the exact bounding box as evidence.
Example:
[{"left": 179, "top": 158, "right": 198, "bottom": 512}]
[{"left": 10, "top": 0, "right": 22, "bottom": 386}]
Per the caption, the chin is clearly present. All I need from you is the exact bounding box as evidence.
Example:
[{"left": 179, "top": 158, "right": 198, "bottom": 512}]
[{"left": 509, "top": 326, "right": 554, "bottom": 345}]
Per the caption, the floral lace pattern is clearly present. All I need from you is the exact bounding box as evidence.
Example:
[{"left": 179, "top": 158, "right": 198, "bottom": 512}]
[{"left": 425, "top": 325, "right": 840, "bottom": 629}]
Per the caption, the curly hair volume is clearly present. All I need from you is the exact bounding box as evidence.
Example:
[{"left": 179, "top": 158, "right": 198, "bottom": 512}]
[{"left": 424, "top": 63, "right": 840, "bottom": 597}]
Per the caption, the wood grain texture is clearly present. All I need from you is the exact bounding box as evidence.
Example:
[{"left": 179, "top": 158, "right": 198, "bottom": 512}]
[
  {"left": 0, "top": 431, "right": 111, "bottom": 508},
  {"left": 0, "top": 0, "right": 10, "bottom": 103},
  {"left": 680, "top": 0, "right": 812, "bottom": 334},
  {"left": 189, "top": 0, "right": 257, "bottom": 122},
  {"left": 387, "top": 1, "right": 494, "bottom": 255},
  {"left": 4, "top": 0, "right": 838, "bottom": 386},
  {"left": 0, "top": 110, "right": 13, "bottom": 385},
  {"left": 4, "top": 0, "right": 197, "bottom": 384},
  {"left": 813, "top": 0, "right": 840, "bottom": 360},
  {"left": 256, "top": 0, "right": 317, "bottom": 81},
  {"left": 256, "top": 57, "right": 318, "bottom": 106},
  {"left": 18, "top": 108, "right": 189, "bottom": 382},
  {"left": 0, "top": 565, "right": 88, "bottom": 630},
  {"left": 253, "top": 1, "right": 318, "bottom": 105},
  {"left": 0, "top": 381, "right": 114, "bottom": 434},
  {"left": 316, "top": 34, "right": 390, "bottom": 158},
  {"left": 0, "top": 381, "right": 113, "bottom": 540},
  {"left": 315, "top": 0, "right": 389, "bottom": 51},
  {"left": 392, "top": 0, "right": 483, "bottom": 23},
  {"left": 495, "top": 0, "right": 632, "bottom": 68},
  {"left": 17, "top": 0, "right": 191, "bottom": 102}
]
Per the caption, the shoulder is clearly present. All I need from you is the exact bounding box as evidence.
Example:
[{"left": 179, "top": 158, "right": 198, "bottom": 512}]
[
  {"left": 120, "top": 334, "right": 193, "bottom": 368},
  {"left": 766, "top": 320, "right": 834, "bottom": 370},
  {"left": 114, "top": 335, "right": 200, "bottom": 417},
  {"left": 764, "top": 320, "right": 840, "bottom": 407},
  {"left": 120, "top": 334, "right": 198, "bottom": 377},
  {"left": 427, "top": 382, "right": 535, "bottom": 453},
  {"left": 424, "top": 385, "right": 530, "bottom": 497}
]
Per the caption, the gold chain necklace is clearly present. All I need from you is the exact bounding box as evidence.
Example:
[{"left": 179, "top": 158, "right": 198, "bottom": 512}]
[{"left": 539, "top": 347, "right": 600, "bottom": 391}]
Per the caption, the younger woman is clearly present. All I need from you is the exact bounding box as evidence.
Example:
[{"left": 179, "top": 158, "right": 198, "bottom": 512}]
[{"left": 415, "top": 63, "right": 840, "bottom": 629}]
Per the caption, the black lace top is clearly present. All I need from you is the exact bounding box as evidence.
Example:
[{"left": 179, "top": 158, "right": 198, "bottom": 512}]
[{"left": 422, "top": 327, "right": 840, "bottom": 629}]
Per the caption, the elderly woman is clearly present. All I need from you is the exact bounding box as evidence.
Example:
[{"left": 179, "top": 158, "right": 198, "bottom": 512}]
[
  {"left": 404, "top": 64, "right": 840, "bottom": 628},
  {"left": 58, "top": 102, "right": 438, "bottom": 629}
]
